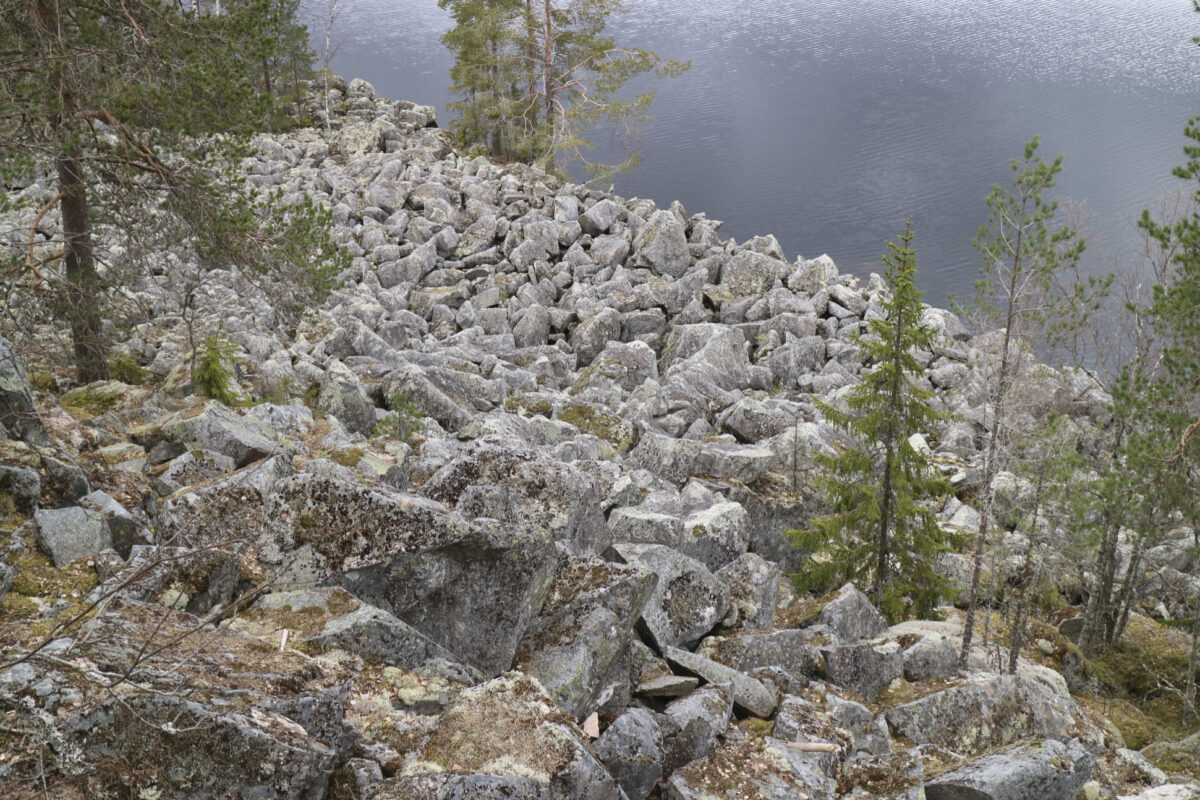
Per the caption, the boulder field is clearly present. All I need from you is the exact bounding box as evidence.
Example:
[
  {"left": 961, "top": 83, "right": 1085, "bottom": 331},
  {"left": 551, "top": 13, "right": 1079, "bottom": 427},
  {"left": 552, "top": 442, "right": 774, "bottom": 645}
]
[{"left": 0, "top": 76, "right": 1196, "bottom": 799}]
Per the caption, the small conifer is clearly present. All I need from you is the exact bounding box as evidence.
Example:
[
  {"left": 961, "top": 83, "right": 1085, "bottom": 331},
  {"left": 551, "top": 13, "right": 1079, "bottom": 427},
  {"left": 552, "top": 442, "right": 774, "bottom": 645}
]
[{"left": 789, "top": 221, "right": 957, "bottom": 622}]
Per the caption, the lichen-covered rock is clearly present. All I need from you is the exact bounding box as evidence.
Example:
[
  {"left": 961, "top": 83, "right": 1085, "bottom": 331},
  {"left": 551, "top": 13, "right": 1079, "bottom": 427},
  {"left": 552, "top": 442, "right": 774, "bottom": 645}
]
[
  {"left": 714, "top": 553, "right": 781, "bottom": 632},
  {"left": 66, "top": 694, "right": 341, "bottom": 800},
  {"left": 664, "top": 734, "right": 836, "bottom": 800},
  {"left": 821, "top": 642, "right": 902, "bottom": 703},
  {"left": 594, "top": 706, "right": 666, "bottom": 800},
  {"left": 135, "top": 400, "right": 281, "bottom": 468},
  {"left": 421, "top": 441, "right": 607, "bottom": 557},
  {"left": 317, "top": 360, "right": 378, "bottom": 436},
  {"left": 609, "top": 507, "right": 685, "bottom": 548},
  {"left": 403, "top": 672, "right": 624, "bottom": 799},
  {"left": 924, "top": 738, "right": 1094, "bottom": 800},
  {"left": 884, "top": 674, "right": 1087, "bottom": 758},
  {"left": 717, "top": 251, "right": 789, "bottom": 299},
  {"left": 611, "top": 543, "right": 729, "bottom": 650},
  {"left": 633, "top": 209, "right": 690, "bottom": 278},
  {"left": 33, "top": 505, "right": 111, "bottom": 567},
  {"left": 661, "top": 645, "right": 777, "bottom": 719},
  {"left": 662, "top": 684, "right": 732, "bottom": 769},
  {"left": 680, "top": 501, "right": 748, "bottom": 571},
  {"left": 513, "top": 558, "right": 656, "bottom": 719},
  {"left": 0, "top": 335, "right": 48, "bottom": 444},
  {"left": 697, "top": 629, "right": 823, "bottom": 682},
  {"left": 818, "top": 582, "right": 887, "bottom": 643},
  {"left": 0, "top": 464, "right": 40, "bottom": 513},
  {"left": 901, "top": 632, "right": 959, "bottom": 682},
  {"left": 368, "top": 774, "right": 553, "bottom": 799}
]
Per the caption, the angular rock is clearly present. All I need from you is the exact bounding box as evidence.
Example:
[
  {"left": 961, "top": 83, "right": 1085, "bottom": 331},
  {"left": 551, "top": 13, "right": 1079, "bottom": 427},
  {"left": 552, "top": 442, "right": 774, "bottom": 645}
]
[
  {"left": 820, "top": 642, "right": 903, "bottom": 703},
  {"left": 663, "top": 684, "right": 732, "bottom": 768},
  {"left": 699, "top": 629, "right": 823, "bottom": 682},
  {"left": 33, "top": 504, "right": 111, "bottom": 566},
  {"left": 136, "top": 401, "right": 280, "bottom": 469},
  {"left": 901, "top": 632, "right": 959, "bottom": 682},
  {"left": 404, "top": 672, "right": 625, "bottom": 800},
  {"left": 595, "top": 707, "right": 666, "bottom": 800},
  {"left": 0, "top": 335, "right": 48, "bottom": 444},
  {"left": 317, "top": 360, "right": 378, "bottom": 436},
  {"left": 665, "top": 735, "right": 836, "bottom": 800},
  {"left": 369, "top": 775, "right": 552, "bottom": 799},
  {"left": 884, "top": 674, "right": 1086, "bottom": 758},
  {"left": 715, "top": 553, "right": 781, "bottom": 632},
  {"left": 925, "top": 738, "right": 1094, "bottom": 800},
  {"left": 661, "top": 645, "right": 777, "bottom": 718},
  {"left": 513, "top": 558, "right": 656, "bottom": 719},
  {"left": 818, "top": 582, "right": 887, "bottom": 643},
  {"left": 634, "top": 209, "right": 690, "bottom": 278},
  {"left": 718, "top": 251, "right": 789, "bottom": 298},
  {"left": 609, "top": 507, "right": 685, "bottom": 548},
  {"left": 612, "top": 543, "right": 729, "bottom": 650},
  {"left": 680, "top": 502, "right": 748, "bottom": 572}
]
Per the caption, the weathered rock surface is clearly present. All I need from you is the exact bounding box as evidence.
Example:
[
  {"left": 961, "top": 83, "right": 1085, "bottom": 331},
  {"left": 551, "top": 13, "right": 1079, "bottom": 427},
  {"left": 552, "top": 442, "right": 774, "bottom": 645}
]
[{"left": 924, "top": 738, "right": 1094, "bottom": 800}]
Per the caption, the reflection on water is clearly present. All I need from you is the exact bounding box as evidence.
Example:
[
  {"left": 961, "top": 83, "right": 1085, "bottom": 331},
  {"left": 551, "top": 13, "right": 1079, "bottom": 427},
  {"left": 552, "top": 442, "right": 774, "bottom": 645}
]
[{"left": 326, "top": 0, "right": 1200, "bottom": 306}]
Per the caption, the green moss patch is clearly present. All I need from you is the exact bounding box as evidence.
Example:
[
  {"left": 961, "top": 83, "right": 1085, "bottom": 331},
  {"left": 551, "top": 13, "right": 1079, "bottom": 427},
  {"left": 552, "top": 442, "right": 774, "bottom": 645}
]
[{"left": 558, "top": 405, "right": 637, "bottom": 451}]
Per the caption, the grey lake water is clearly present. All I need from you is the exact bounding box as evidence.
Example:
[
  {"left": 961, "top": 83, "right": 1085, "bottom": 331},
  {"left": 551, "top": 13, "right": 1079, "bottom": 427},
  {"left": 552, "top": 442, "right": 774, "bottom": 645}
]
[{"left": 325, "top": 0, "right": 1200, "bottom": 306}]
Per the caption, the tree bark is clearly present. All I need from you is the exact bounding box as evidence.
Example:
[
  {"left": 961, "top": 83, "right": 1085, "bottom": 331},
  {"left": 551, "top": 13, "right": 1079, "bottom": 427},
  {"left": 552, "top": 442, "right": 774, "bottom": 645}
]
[{"left": 56, "top": 155, "right": 108, "bottom": 383}]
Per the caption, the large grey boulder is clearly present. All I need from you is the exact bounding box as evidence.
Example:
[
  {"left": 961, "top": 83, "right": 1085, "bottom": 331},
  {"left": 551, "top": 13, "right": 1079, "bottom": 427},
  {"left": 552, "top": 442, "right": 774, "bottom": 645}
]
[
  {"left": 608, "top": 507, "right": 685, "bottom": 548},
  {"left": 661, "top": 645, "right": 777, "bottom": 718},
  {"left": 594, "top": 707, "right": 665, "bottom": 800},
  {"left": 884, "top": 674, "right": 1086, "bottom": 758},
  {"left": 820, "top": 642, "right": 903, "bottom": 703},
  {"left": 66, "top": 693, "right": 341, "bottom": 800},
  {"left": 325, "top": 511, "right": 558, "bottom": 678},
  {"left": 611, "top": 543, "right": 729, "bottom": 650},
  {"left": 924, "top": 738, "right": 1094, "bottom": 800},
  {"left": 718, "top": 251, "right": 789, "bottom": 298},
  {"left": 369, "top": 775, "right": 552, "bottom": 799},
  {"left": 715, "top": 552, "right": 781, "bottom": 631},
  {"left": 254, "top": 589, "right": 471, "bottom": 673},
  {"left": 421, "top": 441, "right": 607, "bottom": 556},
  {"left": 664, "top": 735, "right": 836, "bottom": 800},
  {"left": 698, "top": 629, "right": 823, "bottom": 682},
  {"left": 401, "top": 672, "right": 625, "bottom": 800},
  {"left": 818, "top": 582, "right": 887, "bottom": 643},
  {"left": 580, "top": 198, "right": 621, "bottom": 237},
  {"left": 0, "top": 335, "right": 47, "bottom": 444},
  {"left": 316, "top": 360, "right": 377, "bottom": 436},
  {"left": 662, "top": 684, "right": 732, "bottom": 768},
  {"left": 901, "top": 632, "right": 960, "bottom": 682},
  {"left": 633, "top": 209, "right": 690, "bottom": 278},
  {"left": 0, "top": 464, "right": 41, "bottom": 514},
  {"left": 513, "top": 558, "right": 656, "bottom": 719},
  {"left": 135, "top": 400, "right": 280, "bottom": 468},
  {"left": 680, "top": 502, "right": 748, "bottom": 572},
  {"left": 33, "top": 505, "right": 111, "bottom": 566}
]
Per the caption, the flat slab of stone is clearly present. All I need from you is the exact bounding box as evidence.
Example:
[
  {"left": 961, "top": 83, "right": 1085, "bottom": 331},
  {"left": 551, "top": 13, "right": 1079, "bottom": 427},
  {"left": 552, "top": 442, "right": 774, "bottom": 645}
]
[
  {"left": 661, "top": 644, "right": 777, "bottom": 718},
  {"left": 636, "top": 674, "right": 700, "bottom": 698},
  {"left": 925, "top": 738, "right": 1093, "bottom": 800}
]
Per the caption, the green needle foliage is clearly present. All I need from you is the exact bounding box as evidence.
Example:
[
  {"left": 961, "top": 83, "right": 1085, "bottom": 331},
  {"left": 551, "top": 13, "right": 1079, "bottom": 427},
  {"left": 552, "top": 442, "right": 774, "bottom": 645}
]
[
  {"left": 438, "top": 0, "right": 688, "bottom": 182},
  {"left": 193, "top": 329, "right": 241, "bottom": 405},
  {"left": 0, "top": 0, "right": 334, "bottom": 381},
  {"left": 789, "top": 221, "right": 957, "bottom": 622}
]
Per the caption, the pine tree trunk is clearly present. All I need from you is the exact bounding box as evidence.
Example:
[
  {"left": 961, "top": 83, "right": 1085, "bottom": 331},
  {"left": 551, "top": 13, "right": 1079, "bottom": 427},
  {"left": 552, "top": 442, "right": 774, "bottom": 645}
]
[
  {"left": 56, "top": 155, "right": 108, "bottom": 383},
  {"left": 1079, "top": 515, "right": 1119, "bottom": 655}
]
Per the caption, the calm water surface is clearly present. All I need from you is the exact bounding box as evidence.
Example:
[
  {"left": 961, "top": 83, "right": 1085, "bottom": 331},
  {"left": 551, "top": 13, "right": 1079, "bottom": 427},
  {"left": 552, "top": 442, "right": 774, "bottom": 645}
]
[{"left": 325, "top": 0, "right": 1200, "bottom": 306}]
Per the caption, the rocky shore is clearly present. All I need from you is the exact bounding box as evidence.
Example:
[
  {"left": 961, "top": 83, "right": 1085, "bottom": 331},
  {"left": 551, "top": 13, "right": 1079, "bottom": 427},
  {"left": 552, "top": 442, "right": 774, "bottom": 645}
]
[{"left": 0, "top": 76, "right": 1197, "bottom": 799}]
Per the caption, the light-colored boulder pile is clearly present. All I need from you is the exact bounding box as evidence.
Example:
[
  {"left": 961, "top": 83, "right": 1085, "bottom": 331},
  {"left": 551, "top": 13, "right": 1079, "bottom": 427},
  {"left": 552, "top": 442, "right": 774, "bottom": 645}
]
[{"left": 0, "top": 77, "right": 1196, "bottom": 798}]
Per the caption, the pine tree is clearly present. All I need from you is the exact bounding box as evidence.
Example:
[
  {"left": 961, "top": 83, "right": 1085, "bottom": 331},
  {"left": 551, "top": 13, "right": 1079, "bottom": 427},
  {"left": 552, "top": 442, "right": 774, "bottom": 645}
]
[
  {"left": 956, "top": 136, "right": 1091, "bottom": 667},
  {"left": 0, "top": 0, "right": 330, "bottom": 380},
  {"left": 438, "top": 0, "right": 687, "bottom": 180},
  {"left": 789, "top": 221, "right": 957, "bottom": 623}
]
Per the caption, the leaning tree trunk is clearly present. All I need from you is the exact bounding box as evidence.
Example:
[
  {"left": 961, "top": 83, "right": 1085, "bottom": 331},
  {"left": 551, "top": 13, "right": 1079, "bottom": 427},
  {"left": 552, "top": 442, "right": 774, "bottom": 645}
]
[{"left": 56, "top": 154, "right": 108, "bottom": 383}]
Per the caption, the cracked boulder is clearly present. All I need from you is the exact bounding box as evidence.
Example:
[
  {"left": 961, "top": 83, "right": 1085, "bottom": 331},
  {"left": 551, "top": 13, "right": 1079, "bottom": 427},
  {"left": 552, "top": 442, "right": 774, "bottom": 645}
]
[
  {"left": 513, "top": 557, "right": 657, "bottom": 719},
  {"left": 611, "top": 543, "right": 729, "bottom": 650}
]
